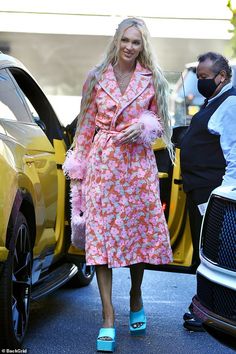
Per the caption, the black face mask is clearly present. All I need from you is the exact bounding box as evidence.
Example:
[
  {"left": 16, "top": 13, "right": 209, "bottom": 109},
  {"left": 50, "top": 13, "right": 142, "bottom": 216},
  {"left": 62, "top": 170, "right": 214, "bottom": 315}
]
[{"left": 197, "top": 73, "right": 221, "bottom": 99}]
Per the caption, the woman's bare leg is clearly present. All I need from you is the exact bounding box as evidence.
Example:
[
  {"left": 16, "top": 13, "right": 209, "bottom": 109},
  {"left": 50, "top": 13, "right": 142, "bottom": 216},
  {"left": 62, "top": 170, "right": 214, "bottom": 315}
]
[
  {"left": 129, "top": 263, "right": 145, "bottom": 312},
  {"left": 96, "top": 265, "right": 114, "bottom": 328}
]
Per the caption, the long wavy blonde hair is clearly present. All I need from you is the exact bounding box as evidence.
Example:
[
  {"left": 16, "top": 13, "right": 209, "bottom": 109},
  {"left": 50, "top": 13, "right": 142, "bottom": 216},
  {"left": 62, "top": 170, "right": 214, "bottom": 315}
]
[{"left": 73, "top": 17, "right": 174, "bottom": 160}]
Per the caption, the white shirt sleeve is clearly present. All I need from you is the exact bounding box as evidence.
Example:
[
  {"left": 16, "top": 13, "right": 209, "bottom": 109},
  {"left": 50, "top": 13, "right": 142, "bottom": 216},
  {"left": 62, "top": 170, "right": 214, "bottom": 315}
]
[{"left": 208, "top": 96, "right": 236, "bottom": 186}]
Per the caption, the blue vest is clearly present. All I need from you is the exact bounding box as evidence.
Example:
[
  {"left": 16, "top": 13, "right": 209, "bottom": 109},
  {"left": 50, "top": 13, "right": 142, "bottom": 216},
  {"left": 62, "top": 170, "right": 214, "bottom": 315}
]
[{"left": 180, "top": 87, "right": 236, "bottom": 192}]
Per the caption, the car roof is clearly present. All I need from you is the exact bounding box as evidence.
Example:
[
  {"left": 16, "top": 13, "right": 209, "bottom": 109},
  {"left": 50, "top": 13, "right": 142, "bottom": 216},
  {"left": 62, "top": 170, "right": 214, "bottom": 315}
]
[
  {"left": 0, "top": 52, "right": 46, "bottom": 100},
  {"left": 0, "top": 51, "right": 29, "bottom": 72}
]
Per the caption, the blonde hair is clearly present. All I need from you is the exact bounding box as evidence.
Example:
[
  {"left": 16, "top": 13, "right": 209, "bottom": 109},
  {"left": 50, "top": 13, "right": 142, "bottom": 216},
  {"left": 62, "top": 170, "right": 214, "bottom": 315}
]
[{"left": 73, "top": 17, "right": 174, "bottom": 160}]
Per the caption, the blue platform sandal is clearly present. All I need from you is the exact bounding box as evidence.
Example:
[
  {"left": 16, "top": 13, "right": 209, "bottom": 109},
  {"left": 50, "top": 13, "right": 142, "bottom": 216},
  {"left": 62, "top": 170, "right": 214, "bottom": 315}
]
[
  {"left": 96, "top": 327, "right": 116, "bottom": 352},
  {"left": 129, "top": 308, "right": 146, "bottom": 336}
]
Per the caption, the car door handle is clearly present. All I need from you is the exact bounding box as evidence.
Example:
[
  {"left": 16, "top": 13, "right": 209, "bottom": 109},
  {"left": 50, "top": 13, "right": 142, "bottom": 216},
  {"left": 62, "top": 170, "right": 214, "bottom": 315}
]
[
  {"left": 174, "top": 178, "right": 183, "bottom": 185},
  {"left": 158, "top": 172, "right": 168, "bottom": 179},
  {"left": 23, "top": 155, "right": 34, "bottom": 166}
]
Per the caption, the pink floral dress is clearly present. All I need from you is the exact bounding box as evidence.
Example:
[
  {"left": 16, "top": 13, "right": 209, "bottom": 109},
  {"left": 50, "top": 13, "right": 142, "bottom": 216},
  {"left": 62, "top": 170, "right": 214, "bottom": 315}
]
[{"left": 63, "top": 62, "right": 173, "bottom": 268}]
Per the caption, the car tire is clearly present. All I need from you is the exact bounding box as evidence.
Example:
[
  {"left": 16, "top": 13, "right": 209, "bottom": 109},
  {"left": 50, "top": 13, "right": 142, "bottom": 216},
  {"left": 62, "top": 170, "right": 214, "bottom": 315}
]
[
  {"left": 68, "top": 263, "right": 95, "bottom": 287},
  {"left": 0, "top": 211, "right": 32, "bottom": 349}
]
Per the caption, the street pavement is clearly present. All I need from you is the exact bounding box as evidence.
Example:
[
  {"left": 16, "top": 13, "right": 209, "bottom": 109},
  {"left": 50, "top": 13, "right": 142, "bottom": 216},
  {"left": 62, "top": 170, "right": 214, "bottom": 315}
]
[{"left": 24, "top": 268, "right": 235, "bottom": 354}]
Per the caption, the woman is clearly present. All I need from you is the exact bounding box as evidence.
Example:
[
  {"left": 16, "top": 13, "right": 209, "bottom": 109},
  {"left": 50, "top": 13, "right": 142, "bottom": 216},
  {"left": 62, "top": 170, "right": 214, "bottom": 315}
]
[{"left": 63, "top": 17, "right": 173, "bottom": 352}]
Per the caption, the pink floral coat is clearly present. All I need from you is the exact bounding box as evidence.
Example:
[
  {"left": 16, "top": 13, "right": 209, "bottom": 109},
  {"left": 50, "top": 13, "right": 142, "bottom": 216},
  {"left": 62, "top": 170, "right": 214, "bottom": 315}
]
[{"left": 63, "top": 62, "right": 173, "bottom": 268}]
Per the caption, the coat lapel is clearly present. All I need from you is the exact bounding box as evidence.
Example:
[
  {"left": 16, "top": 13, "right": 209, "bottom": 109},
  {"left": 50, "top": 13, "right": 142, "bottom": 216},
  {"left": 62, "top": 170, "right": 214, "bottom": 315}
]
[
  {"left": 95, "top": 64, "right": 120, "bottom": 104},
  {"left": 96, "top": 62, "right": 152, "bottom": 107},
  {"left": 121, "top": 62, "right": 152, "bottom": 104}
]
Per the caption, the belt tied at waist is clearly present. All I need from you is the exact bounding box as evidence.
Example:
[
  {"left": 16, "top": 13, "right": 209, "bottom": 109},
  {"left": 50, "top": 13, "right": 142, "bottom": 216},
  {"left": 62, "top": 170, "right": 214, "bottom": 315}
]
[
  {"left": 95, "top": 126, "right": 121, "bottom": 145},
  {"left": 95, "top": 126, "right": 120, "bottom": 135}
]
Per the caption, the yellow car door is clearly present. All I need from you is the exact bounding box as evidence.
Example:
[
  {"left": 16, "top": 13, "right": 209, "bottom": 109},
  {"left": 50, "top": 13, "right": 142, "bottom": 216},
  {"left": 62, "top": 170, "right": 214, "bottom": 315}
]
[
  {"left": 148, "top": 71, "right": 194, "bottom": 274},
  {"left": 0, "top": 67, "right": 59, "bottom": 269}
]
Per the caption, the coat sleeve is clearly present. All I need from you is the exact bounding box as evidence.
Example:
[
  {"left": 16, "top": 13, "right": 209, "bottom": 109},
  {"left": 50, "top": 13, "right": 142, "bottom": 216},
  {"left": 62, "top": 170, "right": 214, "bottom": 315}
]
[{"left": 62, "top": 73, "right": 97, "bottom": 180}]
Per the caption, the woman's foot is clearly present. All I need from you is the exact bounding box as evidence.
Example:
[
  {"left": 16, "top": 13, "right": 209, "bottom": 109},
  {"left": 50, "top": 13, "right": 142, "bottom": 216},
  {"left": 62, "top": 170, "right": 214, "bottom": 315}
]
[
  {"left": 97, "top": 309, "right": 116, "bottom": 352},
  {"left": 129, "top": 291, "right": 146, "bottom": 332},
  {"left": 97, "top": 328, "right": 116, "bottom": 352},
  {"left": 129, "top": 290, "right": 143, "bottom": 312},
  {"left": 102, "top": 307, "right": 115, "bottom": 328},
  {"left": 129, "top": 308, "right": 146, "bottom": 335}
]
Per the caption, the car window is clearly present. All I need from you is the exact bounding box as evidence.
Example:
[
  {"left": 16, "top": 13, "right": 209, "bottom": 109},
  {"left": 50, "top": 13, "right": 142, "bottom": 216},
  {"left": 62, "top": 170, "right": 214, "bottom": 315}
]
[
  {"left": 181, "top": 68, "right": 204, "bottom": 106},
  {"left": 164, "top": 71, "right": 187, "bottom": 126},
  {"left": 8, "top": 67, "right": 64, "bottom": 144},
  {"left": 0, "top": 69, "right": 32, "bottom": 122},
  {"left": 171, "top": 64, "right": 236, "bottom": 127},
  {"left": 22, "top": 95, "right": 40, "bottom": 122},
  {"left": 168, "top": 71, "right": 191, "bottom": 126},
  {"left": 173, "top": 67, "right": 205, "bottom": 125}
]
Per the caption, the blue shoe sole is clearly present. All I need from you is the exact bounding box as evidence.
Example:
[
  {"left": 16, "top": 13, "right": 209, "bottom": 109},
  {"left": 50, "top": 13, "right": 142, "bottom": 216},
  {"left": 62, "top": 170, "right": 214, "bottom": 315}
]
[
  {"left": 129, "top": 308, "right": 146, "bottom": 336},
  {"left": 97, "top": 340, "right": 116, "bottom": 352},
  {"left": 130, "top": 327, "right": 146, "bottom": 336},
  {"left": 97, "top": 328, "right": 116, "bottom": 352}
]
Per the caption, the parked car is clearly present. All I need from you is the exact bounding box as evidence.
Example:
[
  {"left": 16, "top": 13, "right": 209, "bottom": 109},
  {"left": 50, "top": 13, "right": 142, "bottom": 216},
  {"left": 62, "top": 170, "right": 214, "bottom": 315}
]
[
  {"left": 0, "top": 52, "right": 95, "bottom": 349},
  {"left": 170, "top": 60, "right": 236, "bottom": 126},
  {"left": 192, "top": 185, "right": 236, "bottom": 350}
]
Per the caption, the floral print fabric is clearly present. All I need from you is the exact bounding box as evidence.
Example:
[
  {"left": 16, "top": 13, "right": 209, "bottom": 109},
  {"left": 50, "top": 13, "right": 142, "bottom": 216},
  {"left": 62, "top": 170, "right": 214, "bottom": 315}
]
[{"left": 73, "top": 62, "right": 173, "bottom": 268}]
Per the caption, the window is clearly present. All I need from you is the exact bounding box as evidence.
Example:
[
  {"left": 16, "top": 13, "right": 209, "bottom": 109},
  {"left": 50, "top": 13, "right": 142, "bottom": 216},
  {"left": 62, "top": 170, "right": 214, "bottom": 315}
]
[
  {"left": 9, "top": 67, "right": 64, "bottom": 144},
  {"left": 0, "top": 69, "right": 32, "bottom": 122}
]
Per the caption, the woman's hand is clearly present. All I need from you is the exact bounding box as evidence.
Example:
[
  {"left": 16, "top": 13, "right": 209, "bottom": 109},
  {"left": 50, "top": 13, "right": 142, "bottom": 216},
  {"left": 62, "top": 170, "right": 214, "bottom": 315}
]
[{"left": 114, "top": 122, "right": 144, "bottom": 145}]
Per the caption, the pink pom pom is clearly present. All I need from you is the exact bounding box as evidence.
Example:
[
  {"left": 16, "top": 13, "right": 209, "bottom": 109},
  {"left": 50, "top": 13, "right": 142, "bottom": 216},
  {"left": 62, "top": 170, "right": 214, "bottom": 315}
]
[
  {"left": 62, "top": 149, "right": 87, "bottom": 180},
  {"left": 138, "top": 110, "right": 163, "bottom": 145}
]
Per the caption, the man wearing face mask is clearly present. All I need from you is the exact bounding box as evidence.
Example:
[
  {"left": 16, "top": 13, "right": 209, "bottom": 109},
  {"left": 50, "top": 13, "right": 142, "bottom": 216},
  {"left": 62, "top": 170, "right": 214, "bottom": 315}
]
[{"left": 180, "top": 52, "right": 236, "bottom": 331}]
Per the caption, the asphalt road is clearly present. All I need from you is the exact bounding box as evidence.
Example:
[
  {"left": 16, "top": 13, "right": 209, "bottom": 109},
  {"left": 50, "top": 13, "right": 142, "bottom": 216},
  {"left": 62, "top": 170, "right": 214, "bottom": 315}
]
[{"left": 23, "top": 268, "right": 235, "bottom": 354}]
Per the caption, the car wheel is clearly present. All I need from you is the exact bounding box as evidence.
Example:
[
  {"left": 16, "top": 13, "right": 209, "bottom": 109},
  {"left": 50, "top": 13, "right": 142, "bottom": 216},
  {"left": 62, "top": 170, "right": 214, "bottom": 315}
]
[
  {"left": 68, "top": 263, "right": 95, "bottom": 287},
  {"left": 0, "top": 212, "right": 32, "bottom": 349}
]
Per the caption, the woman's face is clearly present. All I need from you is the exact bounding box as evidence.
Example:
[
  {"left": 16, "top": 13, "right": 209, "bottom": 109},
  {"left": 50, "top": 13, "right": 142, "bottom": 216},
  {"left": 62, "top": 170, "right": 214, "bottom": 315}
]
[{"left": 118, "top": 26, "right": 143, "bottom": 65}]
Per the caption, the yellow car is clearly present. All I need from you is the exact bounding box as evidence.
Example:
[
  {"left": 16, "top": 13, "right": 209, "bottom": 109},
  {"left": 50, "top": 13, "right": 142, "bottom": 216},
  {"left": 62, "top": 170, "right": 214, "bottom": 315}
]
[{"left": 0, "top": 53, "right": 95, "bottom": 349}]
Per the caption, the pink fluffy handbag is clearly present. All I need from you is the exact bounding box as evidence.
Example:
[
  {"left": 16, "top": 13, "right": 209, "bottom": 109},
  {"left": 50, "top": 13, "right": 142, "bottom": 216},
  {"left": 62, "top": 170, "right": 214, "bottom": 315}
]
[
  {"left": 71, "top": 213, "right": 86, "bottom": 250},
  {"left": 62, "top": 149, "right": 87, "bottom": 250},
  {"left": 69, "top": 182, "right": 86, "bottom": 250}
]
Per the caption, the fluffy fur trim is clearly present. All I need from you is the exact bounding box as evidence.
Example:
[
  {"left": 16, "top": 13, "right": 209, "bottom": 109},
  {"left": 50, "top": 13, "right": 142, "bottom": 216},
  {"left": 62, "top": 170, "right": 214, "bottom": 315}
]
[
  {"left": 70, "top": 183, "right": 85, "bottom": 214},
  {"left": 138, "top": 110, "right": 163, "bottom": 145},
  {"left": 70, "top": 182, "right": 86, "bottom": 249},
  {"left": 71, "top": 214, "right": 86, "bottom": 249},
  {"left": 62, "top": 149, "right": 87, "bottom": 180}
]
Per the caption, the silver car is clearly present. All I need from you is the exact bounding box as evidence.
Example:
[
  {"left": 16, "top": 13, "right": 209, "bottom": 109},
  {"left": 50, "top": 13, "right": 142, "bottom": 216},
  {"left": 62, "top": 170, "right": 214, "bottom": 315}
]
[{"left": 192, "top": 185, "right": 236, "bottom": 350}]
